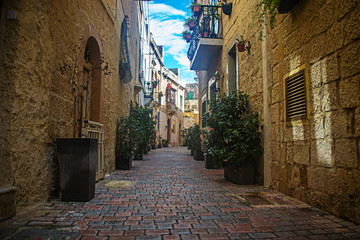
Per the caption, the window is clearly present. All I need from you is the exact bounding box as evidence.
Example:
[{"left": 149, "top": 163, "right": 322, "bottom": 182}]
[
  {"left": 188, "top": 92, "right": 194, "bottom": 100},
  {"left": 285, "top": 65, "right": 309, "bottom": 120},
  {"left": 228, "top": 44, "right": 237, "bottom": 93},
  {"left": 180, "top": 95, "right": 183, "bottom": 110}
]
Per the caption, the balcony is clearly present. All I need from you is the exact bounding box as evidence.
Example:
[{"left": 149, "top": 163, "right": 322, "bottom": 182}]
[{"left": 187, "top": 5, "right": 223, "bottom": 71}]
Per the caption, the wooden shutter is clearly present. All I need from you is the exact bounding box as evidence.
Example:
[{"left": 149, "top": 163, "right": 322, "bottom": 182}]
[{"left": 285, "top": 69, "right": 307, "bottom": 120}]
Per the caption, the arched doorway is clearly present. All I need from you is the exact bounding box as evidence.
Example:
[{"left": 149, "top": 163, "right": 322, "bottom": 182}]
[{"left": 79, "top": 24, "right": 105, "bottom": 181}]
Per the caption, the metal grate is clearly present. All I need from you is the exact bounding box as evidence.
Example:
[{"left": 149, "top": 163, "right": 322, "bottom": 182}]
[{"left": 285, "top": 70, "right": 307, "bottom": 119}]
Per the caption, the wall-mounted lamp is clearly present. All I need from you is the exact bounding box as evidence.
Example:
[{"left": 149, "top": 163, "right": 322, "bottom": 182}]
[{"left": 236, "top": 36, "right": 251, "bottom": 54}]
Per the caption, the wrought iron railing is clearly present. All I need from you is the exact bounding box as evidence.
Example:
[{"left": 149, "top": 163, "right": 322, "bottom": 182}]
[{"left": 187, "top": 5, "right": 222, "bottom": 61}]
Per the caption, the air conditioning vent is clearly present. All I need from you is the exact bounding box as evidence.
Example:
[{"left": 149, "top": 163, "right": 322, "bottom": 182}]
[{"left": 285, "top": 69, "right": 307, "bottom": 120}]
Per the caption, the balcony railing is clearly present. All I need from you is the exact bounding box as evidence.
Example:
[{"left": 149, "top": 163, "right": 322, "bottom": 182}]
[{"left": 187, "top": 5, "right": 223, "bottom": 62}]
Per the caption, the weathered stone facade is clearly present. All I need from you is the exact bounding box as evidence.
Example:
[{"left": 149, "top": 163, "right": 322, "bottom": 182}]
[
  {"left": 0, "top": 0, "right": 141, "bottom": 209},
  {"left": 268, "top": 0, "right": 360, "bottom": 224},
  {"left": 192, "top": 0, "right": 360, "bottom": 224}
]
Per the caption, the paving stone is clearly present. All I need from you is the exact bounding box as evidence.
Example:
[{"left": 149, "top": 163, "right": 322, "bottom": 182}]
[{"left": 0, "top": 147, "right": 359, "bottom": 239}]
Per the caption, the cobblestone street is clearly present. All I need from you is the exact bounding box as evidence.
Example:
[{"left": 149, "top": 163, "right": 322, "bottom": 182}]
[{"left": 1, "top": 147, "right": 360, "bottom": 240}]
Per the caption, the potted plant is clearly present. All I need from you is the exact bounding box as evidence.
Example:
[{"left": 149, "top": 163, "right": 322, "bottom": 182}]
[
  {"left": 162, "top": 139, "right": 169, "bottom": 147},
  {"left": 191, "top": 124, "right": 204, "bottom": 161},
  {"left": 130, "top": 103, "right": 155, "bottom": 160},
  {"left": 150, "top": 130, "right": 157, "bottom": 149},
  {"left": 184, "top": 17, "right": 197, "bottom": 31},
  {"left": 203, "top": 129, "right": 220, "bottom": 169},
  {"left": 190, "top": 2, "right": 202, "bottom": 16},
  {"left": 57, "top": 43, "right": 111, "bottom": 201},
  {"left": 182, "top": 30, "right": 192, "bottom": 43},
  {"left": 236, "top": 36, "right": 245, "bottom": 52},
  {"left": 203, "top": 91, "right": 262, "bottom": 184},
  {"left": 115, "top": 116, "right": 134, "bottom": 170},
  {"left": 158, "top": 136, "right": 163, "bottom": 148},
  {"left": 254, "top": 0, "right": 299, "bottom": 40}
]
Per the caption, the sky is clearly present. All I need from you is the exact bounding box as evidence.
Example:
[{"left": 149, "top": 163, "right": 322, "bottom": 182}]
[{"left": 148, "top": 0, "right": 197, "bottom": 86}]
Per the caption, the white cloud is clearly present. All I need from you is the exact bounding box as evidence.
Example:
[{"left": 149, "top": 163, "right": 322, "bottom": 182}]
[
  {"left": 149, "top": 3, "right": 186, "bottom": 17},
  {"left": 149, "top": 2, "right": 197, "bottom": 83}
]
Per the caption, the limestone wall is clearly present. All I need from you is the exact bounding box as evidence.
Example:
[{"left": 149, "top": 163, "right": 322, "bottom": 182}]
[
  {"left": 268, "top": 0, "right": 360, "bottom": 224},
  {"left": 0, "top": 0, "right": 139, "bottom": 208}
]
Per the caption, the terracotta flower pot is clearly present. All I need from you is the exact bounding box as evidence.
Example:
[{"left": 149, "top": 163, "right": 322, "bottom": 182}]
[
  {"left": 186, "top": 34, "right": 192, "bottom": 43},
  {"left": 203, "top": 31, "right": 209, "bottom": 38},
  {"left": 193, "top": 5, "right": 200, "bottom": 16},
  {"left": 188, "top": 21, "right": 196, "bottom": 31},
  {"left": 237, "top": 43, "right": 245, "bottom": 52}
]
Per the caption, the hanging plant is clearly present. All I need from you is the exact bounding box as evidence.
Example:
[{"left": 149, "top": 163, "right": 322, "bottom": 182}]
[
  {"left": 254, "top": 0, "right": 280, "bottom": 40},
  {"left": 182, "top": 30, "right": 192, "bottom": 43},
  {"left": 184, "top": 17, "right": 197, "bottom": 31},
  {"left": 190, "top": 2, "right": 202, "bottom": 16}
]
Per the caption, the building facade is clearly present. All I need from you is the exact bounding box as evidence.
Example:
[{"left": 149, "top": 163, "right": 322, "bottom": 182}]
[
  {"left": 184, "top": 83, "right": 199, "bottom": 128},
  {"left": 145, "top": 34, "right": 185, "bottom": 147},
  {"left": 188, "top": 0, "right": 360, "bottom": 224},
  {"left": 0, "top": 0, "right": 144, "bottom": 210}
]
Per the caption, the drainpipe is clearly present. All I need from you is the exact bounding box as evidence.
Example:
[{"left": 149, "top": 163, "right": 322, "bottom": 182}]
[{"left": 262, "top": 13, "right": 271, "bottom": 187}]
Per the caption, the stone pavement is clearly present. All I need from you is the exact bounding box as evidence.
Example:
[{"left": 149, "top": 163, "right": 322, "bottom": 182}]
[{"left": 1, "top": 147, "right": 360, "bottom": 240}]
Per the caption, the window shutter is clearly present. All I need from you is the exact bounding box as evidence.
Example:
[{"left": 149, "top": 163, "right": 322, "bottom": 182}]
[{"left": 285, "top": 69, "right": 307, "bottom": 119}]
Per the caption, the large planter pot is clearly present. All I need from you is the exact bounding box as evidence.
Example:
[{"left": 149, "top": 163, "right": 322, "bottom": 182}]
[
  {"left": 57, "top": 138, "right": 97, "bottom": 202},
  {"left": 277, "top": 0, "right": 299, "bottom": 14},
  {"left": 115, "top": 155, "right": 132, "bottom": 170},
  {"left": 193, "top": 150, "right": 204, "bottom": 161},
  {"left": 205, "top": 155, "right": 220, "bottom": 169},
  {"left": 222, "top": 3, "right": 232, "bottom": 15},
  {"left": 224, "top": 164, "right": 255, "bottom": 185},
  {"left": 158, "top": 143, "right": 162, "bottom": 148},
  {"left": 190, "top": 149, "right": 194, "bottom": 156}
]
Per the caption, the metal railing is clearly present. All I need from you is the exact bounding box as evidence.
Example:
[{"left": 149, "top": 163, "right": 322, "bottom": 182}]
[{"left": 187, "top": 5, "right": 223, "bottom": 61}]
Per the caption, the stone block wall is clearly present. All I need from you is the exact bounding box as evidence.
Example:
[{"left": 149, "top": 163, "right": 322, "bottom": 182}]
[
  {"left": 0, "top": 0, "right": 138, "bottom": 209},
  {"left": 268, "top": 0, "right": 360, "bottom": 224}
]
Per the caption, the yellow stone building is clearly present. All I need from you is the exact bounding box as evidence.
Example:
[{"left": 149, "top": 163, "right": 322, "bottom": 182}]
[
  {"left": 189, "top": 0, "right": 360, "bottom": 224},
  {"left": 0, "top": 0, "right": 145, "bottom": 211}
]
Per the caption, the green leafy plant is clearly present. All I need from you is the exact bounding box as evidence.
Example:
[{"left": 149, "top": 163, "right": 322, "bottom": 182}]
[
  {"left": 254, "top": 0, "right": 280, "bottom": 40},
  {"left": 181, "top": 30, "right": 192, "bottom": 42},
  {"left": 116, "top": 116, "right": 135, "bottom": 160},
  {"left": 203, "top": 91, "right": 263, "bottom": 169},
  {"left": 129, "top": 102, "right": 155, "bottom": 158}
]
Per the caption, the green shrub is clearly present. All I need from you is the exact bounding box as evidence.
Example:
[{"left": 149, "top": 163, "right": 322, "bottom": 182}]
[{"left": 203, "top": 91, "right": 263, "bottom": 169}]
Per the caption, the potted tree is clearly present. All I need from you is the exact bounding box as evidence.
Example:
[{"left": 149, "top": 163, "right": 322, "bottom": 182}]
[
  {"left": 57, "top": 43, "right": 111, "bottom": 201},
  {"left": 115, "top": 116, "right": 134, "bottom": 170},
  {"left": 130, "top": 103, "right": 154, "bottom": 160},
  {"left": 191, "top": 124, "right": 204, "bottom": 161},
  {"left": 182, "top": 30, "right": 192, "bottom": 43},
  {"left": 203, "top": 91, "right": 262, "bottom": 184}
]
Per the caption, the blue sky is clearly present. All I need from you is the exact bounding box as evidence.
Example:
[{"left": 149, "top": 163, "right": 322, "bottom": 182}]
[{"left": 148, "top": 0, "right": 197, "bottom": 85}]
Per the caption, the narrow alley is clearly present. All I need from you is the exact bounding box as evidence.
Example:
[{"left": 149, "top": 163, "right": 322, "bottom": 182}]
[{"left": 1, "top": 147, "right": 359, "bottom": 240}]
